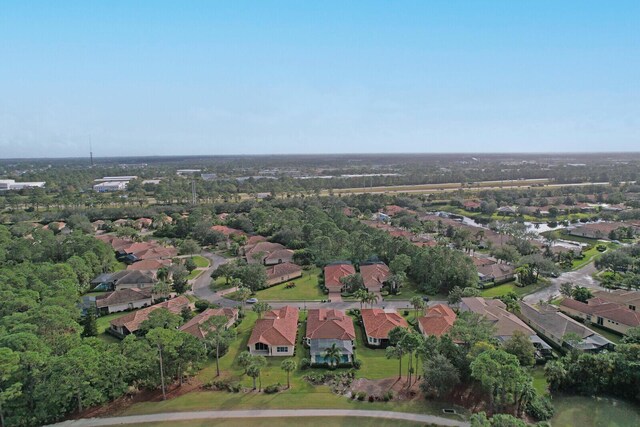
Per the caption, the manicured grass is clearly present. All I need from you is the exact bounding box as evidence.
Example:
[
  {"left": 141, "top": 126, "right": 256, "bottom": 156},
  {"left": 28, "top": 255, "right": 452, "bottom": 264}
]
[
  {"left": 188, "top": 269, "right": 205, "bottom": 280},
  {"left": 192, "top": 255, "right": 210, "bottom": 268},
  {"left": 479, "top": 280, "right": 548, "bottom": 298},
  {"left": 124, "top": 417, "right": 426, "bottom": 427},
  {"left": 96, "top": 311, "right": 132, "bottom": 344},
  {"left": 211, "top": 276, "right": 234, "bottom": 291},
  {"left": 255, "top": 268, "right": 324, "bottom": 301},
  {"left": 530, "top": 366, "right": 548, "bottom": 395},
  {"left": 551, "top": 395, "right": 640, "bottom": 427}
]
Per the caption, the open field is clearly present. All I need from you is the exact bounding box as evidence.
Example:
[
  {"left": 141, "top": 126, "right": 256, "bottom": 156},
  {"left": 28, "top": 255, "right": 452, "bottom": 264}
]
[
  {"left": 255, "top": 268, "right": 324, "bottom": 301},
  {"left": 479, "top": 280, "right": 548, "bottom": 298}
]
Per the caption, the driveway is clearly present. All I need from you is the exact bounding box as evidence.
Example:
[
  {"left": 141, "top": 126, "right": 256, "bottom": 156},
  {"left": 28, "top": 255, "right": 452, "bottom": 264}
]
[
  {"left": 523, "top": 261, "right": 599, "bottom": 303},
  {"left": 50, "top": 409, "right": 469, "bottom": 427}
]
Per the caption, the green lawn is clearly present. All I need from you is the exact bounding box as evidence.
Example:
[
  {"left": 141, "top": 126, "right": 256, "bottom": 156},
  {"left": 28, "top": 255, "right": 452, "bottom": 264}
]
[
  {"left": 255, "top": 268, "right": 324, "bottom": 301},
  {"left": 192, "top": 255, "right": 210, "bottom": 268},
  {"left": 188, "top": 269, "right": 205, "bottom": 280},
  {"left": 530, "top": 366, "right": 548, "bottom": 395},
  {"left": 96, "top": 311, "right": 131, "bottom": 344},
  {"left": 479, "top": 280, "right": 548, "bottom": 298}
]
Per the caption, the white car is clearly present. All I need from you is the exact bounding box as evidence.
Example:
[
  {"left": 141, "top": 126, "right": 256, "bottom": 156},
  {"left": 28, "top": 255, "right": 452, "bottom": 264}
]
[{"left": 246, "top": 298, "right": 258, "bottom": 304}]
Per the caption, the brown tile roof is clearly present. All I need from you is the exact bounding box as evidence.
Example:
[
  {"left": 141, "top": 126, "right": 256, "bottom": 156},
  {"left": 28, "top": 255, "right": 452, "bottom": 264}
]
[
  {"left": 264, "top": 249, "right": 294, "bottom": 262},
  {"left": 126, "top": 259, "right": 172, "bottom": 271},
  {"left": 360, "top": 263, "right": 390, "bottom": 290},
  {"left": 463, "top": 201, "right": 481, "bottom": 209},
  {"left": 383, "top": 205, "right": 405, "bottom": 216},
  {"left": 248, "top": 306, "right": 299, "bottom": 346},
  {"left": 179, "top": 307, "right": 239, "bottom": 339},
  {"left": 265, "top": 262, "right": 302, "bottom": 280},
  {"left": 245, "top": 235, "right": 268, "bottom": 247},
  {"left": 324, "top": 263, "right": 356, "bottom": 291},
  {"left": 560, "top": 298, "right": 640, "bottom": 327},
  {"left": 417, "top": 304, "right": 457, "bottom": 337},
  {"left": 95, "top": 288, "right": 152, "bottom": 308},
  {"left": 461, "top": 297, "right": 534, "bottom": 338},
  {"left": 592, "top": 289, "right": 640, "bottom": 307},
  {"left": 245, "top": 242, "right": 286, "bottom": 262},
  {"left": 471, "top": 256, "right": 496, "bottom": 267},
  {"left": 109, "top": 295, "right": 190, "bottom": 334},
  {"left": 361, "top": 308, "right": 409, "bottom": 339},
  {"left": 306, "top": 309, "right": 355, "bottom": 340}
]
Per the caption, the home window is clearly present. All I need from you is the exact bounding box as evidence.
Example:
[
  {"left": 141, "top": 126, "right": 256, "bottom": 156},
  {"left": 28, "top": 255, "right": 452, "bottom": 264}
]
[
  {"left": 255, "top": 342, "right": 268, "bottom": 351},
  {"left": 276, "top": 346, "right": 288, "bottom": 353},
  {"left": 630, "top": 305, "right": 636, "bottom": 311}
]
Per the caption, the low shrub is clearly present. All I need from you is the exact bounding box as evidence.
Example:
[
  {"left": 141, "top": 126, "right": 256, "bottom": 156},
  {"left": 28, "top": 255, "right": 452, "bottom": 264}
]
[
  {"left": 526, "top": 395, "right": 555, "bottom": 421},
  {"left": 368, "top": 395, "right": 375, "bottom": 402},
  {"left": 357, "top": 391, "right": 367, "bottom": 401},
  {"left": 352, "top": 359, "right": 362, "bottom": 370},
  {"left": 264, "top": 383, "right": 281, "bottom": 394},
  {"left": 382, "top": 390, "right": 393, "bottom": 401},
  {"left": 194, "top": 300, "right": 210, "bottom": 312},
  {"left": 300, "top": 358, "right": 310, "bottom": 370}
]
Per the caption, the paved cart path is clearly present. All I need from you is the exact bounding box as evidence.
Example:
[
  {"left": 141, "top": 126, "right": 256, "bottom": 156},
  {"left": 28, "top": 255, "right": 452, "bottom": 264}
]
[{"left": 50, "top": 409, "right": 469, "bottom": 427}]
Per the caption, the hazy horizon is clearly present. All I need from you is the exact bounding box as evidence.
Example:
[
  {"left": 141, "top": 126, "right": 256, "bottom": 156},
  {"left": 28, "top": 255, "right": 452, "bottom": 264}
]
[{"left": 1, "top": 1, "right": 638, "bottom": 158}]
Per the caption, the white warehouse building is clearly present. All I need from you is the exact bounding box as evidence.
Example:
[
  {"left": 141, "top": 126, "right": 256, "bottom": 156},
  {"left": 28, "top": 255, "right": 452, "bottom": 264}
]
[{"left": 0, "top": 179, "right": 46, "bottom": 190}]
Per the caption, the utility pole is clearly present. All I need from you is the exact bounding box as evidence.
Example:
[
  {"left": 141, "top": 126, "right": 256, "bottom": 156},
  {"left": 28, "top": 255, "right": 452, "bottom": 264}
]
[{"left": 89, "top": 136, "right": 94, "bottom": 166}]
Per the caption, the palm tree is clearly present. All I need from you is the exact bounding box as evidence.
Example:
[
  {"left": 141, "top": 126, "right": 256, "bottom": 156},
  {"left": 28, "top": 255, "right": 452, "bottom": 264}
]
[
  {"left": 204, "top": 316, "right": 236, "bottom": 377},
  {"left": 354, "top": 289, "right": 369, "bottom": 310},
  {"left": 324, "top": 343, "right": 342, "bottom": 368},
  {"left": 253, "top": 302, "right": 272, "bottom": 319},
  {"left": 410, "top": 295, "right": 425, "bottom": 319},
  {"left": 365, "top": 292, "right": 379, "bottom": 308},
  {"left": 281, "top": 359, "right": 297, "bottom": 389}
]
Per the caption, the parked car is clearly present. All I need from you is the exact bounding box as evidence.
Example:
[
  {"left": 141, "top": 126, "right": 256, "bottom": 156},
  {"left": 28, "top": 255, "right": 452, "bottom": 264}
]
[
  {"left": 246, "top": 298, "right": 258, "bottom": 304},
  {"left": 422, "top": 296, "right": 430, "bottom": 303}
]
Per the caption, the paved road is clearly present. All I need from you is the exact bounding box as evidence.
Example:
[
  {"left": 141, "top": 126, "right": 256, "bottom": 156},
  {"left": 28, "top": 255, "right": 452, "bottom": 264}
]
[
  {"left": 523, "top": 261, "right": 599, "bottom": 303},
  {"left": 189, "top": 252, "right": 240, "bottom": 307},
  {"left": 50, "top": 409, "right": 469, "bottom": 427}
]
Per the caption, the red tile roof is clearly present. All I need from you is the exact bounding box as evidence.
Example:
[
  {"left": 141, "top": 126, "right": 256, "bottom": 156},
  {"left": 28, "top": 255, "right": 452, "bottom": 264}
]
[
  {"left": 306, "top": 309, "right": 355, "bottom": 340},
  {"left": 383, "top": 205, "right": 405, "bottom": 216},
  {"left": 361, "top": 308, "right": 409, "bottom": 339},
  {"left": 417, "top": 304, "right": 456, "bottom": 337},
  {"left": 324, "top": 263, "right": 356, "bottom": 291},
  {"left": 211, "top": 225, "right": 247, "bottom": 237},
  {"left": 248, "top": 306, "right": 299, "bottom": 346}
]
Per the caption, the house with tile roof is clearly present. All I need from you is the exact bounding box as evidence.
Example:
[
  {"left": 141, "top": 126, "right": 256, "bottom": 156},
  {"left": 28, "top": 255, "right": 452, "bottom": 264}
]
[
  {"left": 361, "top": 308, "right": 409, "bottom": 347},
  {"left": 559, "top": 291, "right": 640, "bottom": 335},
  {"left": 463, "top": 200, "right": 482, "bottom": 212},
  {"left": 108, "top": 295, "right": 190, "bottom": 338},
  {"left": 90, "top": 270, "right": 156, "bottom": 291},
  {"left": 248, "top": 306, "right": 299, "bottom": 356},
  {"left": 265, "top": 262, "right": 303, "bottom": 286},
  {"left": 519, "top": 302, "right": 612, "bottom": 353},
  {"left": 569, "top": 222, "right": 636, "bottom": 240},
  {"left": 460, "top": 297, "right": 536, "bottom": 343},
  {"left": 323, "top": 262, "right": 356, "bottom": 294},
  {"left": 95, "top": 288, "right": 153, "bottom": 314},
  {"left": 417, "top": 304, "right": 457, "bottom": 337},
  {"left": 126, "top": 258, "right": 172, "bottom": 272},
  {"left": 244, "top": 241, "right": 287, "bottom": 264},
  {"left": 179, "top": 307, "right": 239, "bottom": 340},
  {"left": 264, "top": 249, "right": 295, "bottom": 266},
  {"left": 305, "top": 309, "right": 356, "bottom": 365},
  {"left": 360, "top": 263, "right": 390, "bottom": 294}
]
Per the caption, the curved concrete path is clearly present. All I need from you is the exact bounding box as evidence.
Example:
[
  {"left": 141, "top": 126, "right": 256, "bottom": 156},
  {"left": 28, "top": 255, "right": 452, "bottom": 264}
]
[{"left": 51, "top": 409, "right": 469, "bottom": 427}]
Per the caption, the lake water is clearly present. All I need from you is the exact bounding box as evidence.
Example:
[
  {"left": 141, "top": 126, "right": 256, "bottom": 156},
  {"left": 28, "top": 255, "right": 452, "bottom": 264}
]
[{"left": 552, "top": 395, "right": 640, "bottom": 427}]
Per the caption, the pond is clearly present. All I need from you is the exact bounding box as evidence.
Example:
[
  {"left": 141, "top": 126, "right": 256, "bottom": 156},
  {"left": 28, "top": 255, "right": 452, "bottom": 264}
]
[{"left": 552, "top": 395, "right": 640, "bottom": 427}]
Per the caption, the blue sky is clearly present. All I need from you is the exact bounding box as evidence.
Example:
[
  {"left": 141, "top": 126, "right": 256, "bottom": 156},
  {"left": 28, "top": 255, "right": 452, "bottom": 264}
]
[{"left": 0, "top": 1, "right": 638, "bottom": 158}]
